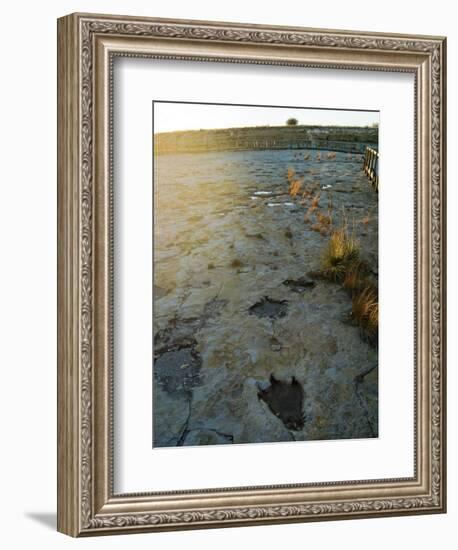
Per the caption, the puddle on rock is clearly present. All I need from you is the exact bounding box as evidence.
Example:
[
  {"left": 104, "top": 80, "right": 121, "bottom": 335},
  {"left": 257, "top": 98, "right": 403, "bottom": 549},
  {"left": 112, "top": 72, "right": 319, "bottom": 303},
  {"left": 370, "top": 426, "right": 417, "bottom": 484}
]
[
  {"left": 257, "top": 374, "right": 305, "bottom": 431},
  {"left": 249, "top": 297, "right": 288, "bottom": 319}
]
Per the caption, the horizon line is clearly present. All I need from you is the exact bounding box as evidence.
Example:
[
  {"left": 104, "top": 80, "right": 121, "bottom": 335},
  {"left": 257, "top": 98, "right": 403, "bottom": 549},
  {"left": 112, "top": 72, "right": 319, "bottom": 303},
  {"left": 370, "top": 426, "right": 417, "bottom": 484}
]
[{"left": 154, "top": 122, "right": 379, "bottom": 136}]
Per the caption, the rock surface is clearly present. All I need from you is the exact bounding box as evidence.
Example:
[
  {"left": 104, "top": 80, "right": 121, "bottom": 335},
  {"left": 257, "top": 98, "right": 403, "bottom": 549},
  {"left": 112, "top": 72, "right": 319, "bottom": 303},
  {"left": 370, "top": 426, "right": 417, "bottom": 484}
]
[{"left": 153, "top": 148, "right": 378, "bottom": 447}]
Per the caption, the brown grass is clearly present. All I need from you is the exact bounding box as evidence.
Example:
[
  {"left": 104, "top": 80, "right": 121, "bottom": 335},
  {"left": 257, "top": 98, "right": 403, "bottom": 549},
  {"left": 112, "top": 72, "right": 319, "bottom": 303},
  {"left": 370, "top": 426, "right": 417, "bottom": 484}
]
[
  {"left": 289, "top": 179, "right": 302, "bottom": 197},
  {"left": 319, "top": 226, "right": 329, "bottom": 237},
  {"left": 316, "top": 212, "right": 331, "bottom": 227},
  {"left": 321, "top": 225, "right": 360, "bottom": 282},
  {"left": 287, "top": 167, "right": 296, "bottom": 183},
  {"left": 305, "top": 198, "right": 379, "bottom": 346},
  {"left": 310, "top": 192, "right": 321, "bottom": 209},
  {"left": 342, "top": 267, "right": 360, "bottom": 292},
  {"left": 301, "top": 182, "right": 333, "bottom": 236},
  {"left": 342, "top": 261, "right": 365, "bottom": 292},
  {"left": 287, "top": 168, "right": 307, "bottom": 198},
  {"left": 351, "top": 284, "right": 378, "bottom": 342},
  {"left": 301, "top": 189, "right": 311, "bottom": 201}
]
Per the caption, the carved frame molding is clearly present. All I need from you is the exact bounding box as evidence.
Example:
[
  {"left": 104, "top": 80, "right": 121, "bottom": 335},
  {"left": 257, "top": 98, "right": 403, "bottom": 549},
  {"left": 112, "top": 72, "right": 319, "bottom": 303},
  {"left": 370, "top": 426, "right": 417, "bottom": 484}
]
[{"left": 57, "top": 13, "right": 446, "bottom": 536}]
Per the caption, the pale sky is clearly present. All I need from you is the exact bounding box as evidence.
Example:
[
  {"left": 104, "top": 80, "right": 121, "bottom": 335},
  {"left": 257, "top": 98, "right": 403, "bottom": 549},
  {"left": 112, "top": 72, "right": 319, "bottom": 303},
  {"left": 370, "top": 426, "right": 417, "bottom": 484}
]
[{"left": 153, "top": 101, "right": 379, "bottom": 134}]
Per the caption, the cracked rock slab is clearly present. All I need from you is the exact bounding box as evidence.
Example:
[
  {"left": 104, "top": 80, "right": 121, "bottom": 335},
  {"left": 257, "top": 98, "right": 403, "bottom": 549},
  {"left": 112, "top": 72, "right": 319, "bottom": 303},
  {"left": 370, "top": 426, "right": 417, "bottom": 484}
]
[
  {"left": 154, "top": 344, "right": 202, "bottom": 397},
  {"left": 249, "top": 297, "right": 288, "bottom": 319},
  {"left": 153, "top": 149, "right": 379, "bottom": 447},
  {"left": 153, "top": 385, "right": 190, "bottom": 447},
  {"left": 181, "top": 429, "right": 233, "bottom": 446}
]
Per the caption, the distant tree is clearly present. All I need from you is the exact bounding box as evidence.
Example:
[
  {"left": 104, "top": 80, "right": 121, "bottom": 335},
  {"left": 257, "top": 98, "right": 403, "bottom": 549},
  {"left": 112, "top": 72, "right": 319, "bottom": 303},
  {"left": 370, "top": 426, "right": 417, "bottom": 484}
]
[{"left": 286, "top": 118, "right": 298, "bottom": 126}]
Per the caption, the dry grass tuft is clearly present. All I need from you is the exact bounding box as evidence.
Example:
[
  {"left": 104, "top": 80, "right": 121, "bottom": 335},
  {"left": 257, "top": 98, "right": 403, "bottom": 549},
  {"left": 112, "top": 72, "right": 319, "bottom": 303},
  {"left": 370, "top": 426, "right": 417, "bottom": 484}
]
[
  {"left": 303, "top": 193, "right": 378, "bottom": 346},
  {"left": 321, "top": 226, "right": 360, "bottom": 282},
  {"left": 342, "top": 265, "right": 360, "bottom": 292},
  {"left": 287, "top": 167, "right": 296, "bottom": 183},
  {"left": 319, "top": 226, "right": 329, "bottom": 237},
  {"left": 341, "top": 260, "right": 366, "bottom": 292},
  {"left": 310, "top": 192, "right": 321, "bottom": 210},
  {"left": 290, "top": 170, "right": 333, "bottom": 237},
  {"left": 287, "top": 167, "right": 306, "bottom": 198},
  {"left": 316, "top": 212, "right": 331, "bottom": 227},
  {"left": 351, "top": 284, "right": 378, "bottom": 342},
  {"left": 289, "top": 179, "right": 303, "bottom": 197}
]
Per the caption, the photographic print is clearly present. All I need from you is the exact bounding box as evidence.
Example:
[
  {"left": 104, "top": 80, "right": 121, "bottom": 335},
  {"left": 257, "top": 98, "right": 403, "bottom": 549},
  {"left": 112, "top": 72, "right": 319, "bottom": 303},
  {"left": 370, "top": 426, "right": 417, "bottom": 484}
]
[
  {"left": 57, "top": 14, "right": 446, "bottom": 535},
  {"left": 152, "top": 101, "right": 379, "bottom": 448}
]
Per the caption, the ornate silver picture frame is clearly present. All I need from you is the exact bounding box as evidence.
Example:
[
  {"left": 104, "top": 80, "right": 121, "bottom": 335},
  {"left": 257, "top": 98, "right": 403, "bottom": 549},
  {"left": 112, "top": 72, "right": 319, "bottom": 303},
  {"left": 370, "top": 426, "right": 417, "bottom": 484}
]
[{"left": 57, "top": 12, "right": 446, "bottom": 536}]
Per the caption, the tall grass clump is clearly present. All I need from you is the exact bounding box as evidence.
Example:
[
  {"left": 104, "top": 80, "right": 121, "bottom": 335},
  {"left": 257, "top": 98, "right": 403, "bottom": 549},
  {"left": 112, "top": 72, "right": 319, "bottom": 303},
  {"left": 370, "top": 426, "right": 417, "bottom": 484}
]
[
  {"left": 351, "top": 284, "right": 378, "bottom": 344},
  {"left": 315, "top": 219, "right": 378, "bottom": 346},
  {"left": 321, "top": 225, "right": 360, "bottom": 282},
  {"left": 342, "top": 260, "right": 363, "bottom": 292},
  {"left": 289, "top": 180, "right": 302, "bottom": 197},
  {"left": 286, "top": 167, "right": 304, "bottom": 198}
]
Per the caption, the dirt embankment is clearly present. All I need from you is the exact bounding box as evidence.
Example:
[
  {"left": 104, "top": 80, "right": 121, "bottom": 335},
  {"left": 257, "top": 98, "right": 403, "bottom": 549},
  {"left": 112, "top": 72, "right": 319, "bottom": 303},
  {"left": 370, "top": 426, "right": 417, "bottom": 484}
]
[{"left": 155, "top": 125, "right": 378, "bottom": 154}]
